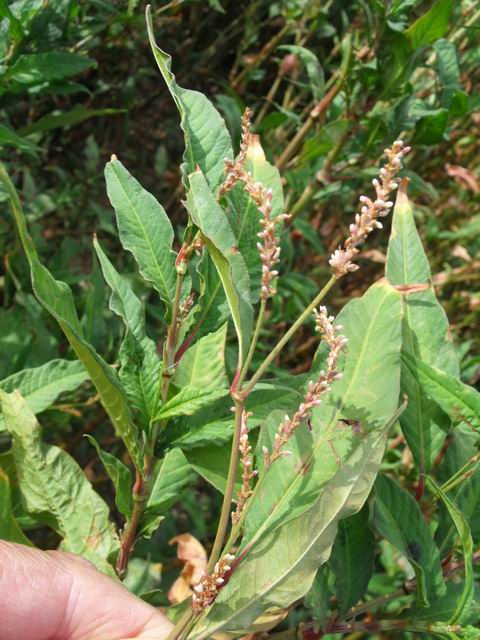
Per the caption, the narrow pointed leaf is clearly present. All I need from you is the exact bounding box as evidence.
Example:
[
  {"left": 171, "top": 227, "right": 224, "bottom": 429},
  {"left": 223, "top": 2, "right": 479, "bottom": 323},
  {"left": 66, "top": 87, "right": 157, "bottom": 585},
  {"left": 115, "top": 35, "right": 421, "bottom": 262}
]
[
  {"left": 386, "top": 181, "right": 459, "bottom": 472},
  {"left": 85, "top": 435, "right": 133, "bottom": 519},
  {"left": 372, "top": 474, "right": 445, "bottom": 607},
  {"left": 146, "top": 7, "right": 233, "bottom": 193},
  {"left": 173, "top": 323, "right": 227, "bottom": 389},
  {"left": 426, "top": 477, "right": 474, "bottom": 624},
  {"left": 104, "top": 159, "right": 177, "bottom": 310},
  {"left": 155, "top": 386, "right": 228, "bottom": 420},
  {"left": 0, "top": 359, "right": 89, "bottom": 432},
  {"left": 94, "top": 238, "right": 161, "bottom": 428},
  {"left": 186, "top": 168, "right": 253, "bottom": 367},
  {"left": 1, "top": 390, "right": 119, "bottom": 575},
  {"left": 0, "top": 164, "right": 140, "bottom": 467}
]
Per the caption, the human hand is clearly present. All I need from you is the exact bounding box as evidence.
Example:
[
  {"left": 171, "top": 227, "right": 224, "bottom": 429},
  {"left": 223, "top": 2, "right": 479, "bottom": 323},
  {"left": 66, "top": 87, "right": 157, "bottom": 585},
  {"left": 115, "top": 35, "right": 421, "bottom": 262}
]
[{"left": 0, "top": 542, "right": 174, "bottom": 640}]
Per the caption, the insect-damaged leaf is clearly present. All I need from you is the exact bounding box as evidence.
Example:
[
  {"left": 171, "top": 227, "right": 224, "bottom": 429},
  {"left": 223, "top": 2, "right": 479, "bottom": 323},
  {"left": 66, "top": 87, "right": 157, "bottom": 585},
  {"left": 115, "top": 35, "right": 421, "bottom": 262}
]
[
  {"left": 1, "top": 390, "right": 119, "bottom": 576},
  {"left": 386, "top": 180, "right": 459, "bottom": 472},
  {"left": 0, "top": 164, "right": 141, "bottom": 468},
  {"left": 146, "top": 6, "right": 233, "bottom": 194}
]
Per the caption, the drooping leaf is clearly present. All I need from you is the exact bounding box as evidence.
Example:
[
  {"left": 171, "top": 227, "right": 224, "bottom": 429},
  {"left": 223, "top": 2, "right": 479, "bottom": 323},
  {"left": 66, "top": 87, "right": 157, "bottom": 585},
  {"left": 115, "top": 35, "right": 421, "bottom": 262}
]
[
  {"left": 1, "top": 390, "right": 119, "bottom": 575},
  {"left": 426, "top": 477, "right": 474, "bottom": 624},
  {"left": 173, "top": 323, "right": 227, "bottom": 390},
  {"left": 85, "top": 435, "right": 133, "bottom": 519},
  {"left": 146, "top": 7, "right": 233, "bottom": 193},
  {"left": 372, "top": 474, "right": 445, "bottom": 607},
  {"left": 386, "top": 181, "right": 459, "bottom": 472},
  {"left": 191, "top": 282, "right": 403, "bottom": 637},
  {"left": 226, "top": 136, "right": 285, "bottom": 301},
  {"left": 141, "top": 449, "right": 193, "bottom": 537},
  {"left": 186, "top": 168, "right": 253, "bottom": 368},
  {"left": 405, "top": 0, "right": 453, "bottom": 49},
  {"left": 0, "top": 359, "right": 89, "bottom": 432},
  {"left": 0, "top": 468, "right": 33, "bottom": 546},
  {"left": 0, "top": 165, "right": 140, "bottom": 467},
  {"left": 154, "top": 386, "right": 228, "bottom": 421},
  {"left": 94, "top": 238, "right": 161, "bottom": 428},
  {"left": 329, "top": 505, "right": 375, "bottom": 614},
  {"left": 402, "top": 353, "right": 480, "bottom": 430},
  {"left": 104, "top": 158, "right": 177, "bottom": 310}
]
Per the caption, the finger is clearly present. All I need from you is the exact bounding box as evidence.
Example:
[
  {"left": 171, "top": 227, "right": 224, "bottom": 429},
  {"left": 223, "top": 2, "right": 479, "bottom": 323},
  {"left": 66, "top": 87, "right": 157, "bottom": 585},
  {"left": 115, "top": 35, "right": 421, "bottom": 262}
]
[{"left": 0, "top": 541, "right": 173, "bottom": 640}]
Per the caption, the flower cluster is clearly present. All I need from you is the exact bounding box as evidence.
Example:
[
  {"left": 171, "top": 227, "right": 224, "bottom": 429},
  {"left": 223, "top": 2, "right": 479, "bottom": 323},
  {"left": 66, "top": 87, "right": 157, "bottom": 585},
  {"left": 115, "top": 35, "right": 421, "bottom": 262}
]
[
  {"left": 264, "top": 306, "right": 347, "bottom": 467},
  {"left": 232, "top": 410, "right": 257, "bottom": 526},
  {"left": 329, "top": 139, "right": 411, "bottom": 278},
  {"left": 191, "top": 553, "right": 236, "bottom": 613},
  {"left": 219, "top": 108, "right": 289, "bottom": 300}
]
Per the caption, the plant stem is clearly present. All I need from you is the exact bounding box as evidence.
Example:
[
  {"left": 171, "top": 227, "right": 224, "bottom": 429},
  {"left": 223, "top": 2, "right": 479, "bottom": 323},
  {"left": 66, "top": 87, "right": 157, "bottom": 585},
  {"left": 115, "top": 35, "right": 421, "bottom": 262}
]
[
  {"left": 242, "top": 275, "right": 336, "bottom": 396},
  {"left": 206, "top": 398, "right": 244, "bottom": 572},
  {"left": 161, "top": 272, "right": 185, "bottom": 403},
  {"left": 238, "top": 298, "right": 266, "bottom": 387},
  {"left": 165, "top": 609, "right": 194, "bottom": 640},
  {"left": 254, "top": 74, "right": 284, "bottom": 128}
]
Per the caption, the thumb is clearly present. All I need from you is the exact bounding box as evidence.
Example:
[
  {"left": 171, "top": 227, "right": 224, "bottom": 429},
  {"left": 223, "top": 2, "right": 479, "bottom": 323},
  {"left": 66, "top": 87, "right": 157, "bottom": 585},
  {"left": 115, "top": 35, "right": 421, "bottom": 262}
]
[{"left": 0, "top": 541, "right": 173, "bottom": 640}]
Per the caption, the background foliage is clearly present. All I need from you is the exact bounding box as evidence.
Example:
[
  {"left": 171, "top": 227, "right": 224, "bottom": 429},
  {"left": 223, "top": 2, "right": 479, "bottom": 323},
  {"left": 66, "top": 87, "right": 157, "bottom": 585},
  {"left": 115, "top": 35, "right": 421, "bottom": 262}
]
[{"left": 1, "top": 1, "right": 479, "bottom": 639}]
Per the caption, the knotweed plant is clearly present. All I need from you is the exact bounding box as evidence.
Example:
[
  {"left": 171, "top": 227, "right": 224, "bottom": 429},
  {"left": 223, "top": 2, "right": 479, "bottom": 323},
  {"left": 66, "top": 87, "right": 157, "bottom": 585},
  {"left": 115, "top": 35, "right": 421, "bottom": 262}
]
[{"left": 0, "top": 8, "right": 477, "bottom": 640}]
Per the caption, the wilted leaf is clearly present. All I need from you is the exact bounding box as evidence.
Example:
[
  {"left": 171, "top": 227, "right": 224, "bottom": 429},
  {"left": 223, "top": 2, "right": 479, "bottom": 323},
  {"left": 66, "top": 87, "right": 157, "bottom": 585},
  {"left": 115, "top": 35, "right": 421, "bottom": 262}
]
[
  {"left": 1, "top": 390, "right": 119, "bottom": 575},
  {"left": 168, "top": 533, "right": 207, "bottom": 604}
]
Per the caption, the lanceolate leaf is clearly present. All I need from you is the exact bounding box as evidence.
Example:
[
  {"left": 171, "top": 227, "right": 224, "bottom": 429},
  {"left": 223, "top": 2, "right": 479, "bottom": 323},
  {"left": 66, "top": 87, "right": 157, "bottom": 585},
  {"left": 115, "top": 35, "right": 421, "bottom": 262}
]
[
  {"left": 141, "top": 448, "right": 193, "bottom": 537},
  {"left": 0, "top": 468, "right": 33, "bottom": 546},
  {"left": 173, "top": 323, "right": 228, "bottom": 390},
  {"left": 386, "top": 181, "right": 459, "bottom": 472},
  {"left": 191, "top": 282, "right": 403, "bottom": 638},
  {"left": 329, "top": 505, "right": 375, "bottom": 614},
  {"left": 154, "top": 386, "right": 228, "bottom": 420},
  {"left": 146, "top": 8, "right": 233, "bottom": 193},
  {"left": 186, "top": 168, "right": 253, "bottom": 368},
  {"left": 227, "top": 137, "right": 285, "bottom": 302},
  {"left": 405, "top": 0, "right": 453, "bottom": 50},
  {"left": 94, "top": 238, "right": 161, "bottom": 428},
  {"left": 85, "top": 435, "right": 133, "bottom": 519},
  {"left": 426, "top": 477, "right": 474, "bottom": 624},
  {"left": 1, "top": 390, "right": 119, "bottom": 576},
  {"left": 104, "top": 159, "right": 177, "bottom": 310},
  {"left": 372, "top": 474, "right": 445, "bottom": 607},
  {"left": 402, "top": 353, "right": 480, "bottom": 430},
  {"left": 0, "top": 359, "right": 89, "bottom": 432},
  {"left": 0, "top": 165, "right": 140, "bottom": 467}
]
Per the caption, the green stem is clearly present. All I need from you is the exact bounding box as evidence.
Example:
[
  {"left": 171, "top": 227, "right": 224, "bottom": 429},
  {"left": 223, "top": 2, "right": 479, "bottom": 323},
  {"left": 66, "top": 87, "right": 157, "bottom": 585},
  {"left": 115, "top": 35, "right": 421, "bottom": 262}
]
[
  {"left": 243, "top": 276, "right": 336, "bottom": 396},
  {"left": 160, "top": 272, "right": 185, "bottom": 403},
  {"left": 165, "top": 609, "right": 194, "bottom": 640},
  {"left": 238, "top": 298, "right": 266, "bottom": 387},
  {"left": 206, "top": 398, "right": 244, "bottom": 572}
]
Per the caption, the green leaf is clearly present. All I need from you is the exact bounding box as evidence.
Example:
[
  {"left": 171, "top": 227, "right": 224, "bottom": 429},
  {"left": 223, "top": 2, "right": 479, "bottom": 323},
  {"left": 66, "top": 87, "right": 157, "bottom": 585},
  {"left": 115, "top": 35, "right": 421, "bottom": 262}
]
[
  {"left": 329, "top": 505, "right": 375, "bottom": 614},
  {"left": 402, "top": 353, "right": 480, "bottom": 430},
  {"left": 405, "top": 0, "right": 453, "bottom": 49},
  {"left": 173, "top": 324, "right": 228, "bottom": 389},
  {"left": 0, "top": 124, "right": 39, "bottom": 154},
  {"left": 434, "top": 39, "right": 461, "bottom": 108},
  {"left": 0, "top": 0, "right": 23, "bottom": 41},
  {"left": 1, "top": 390, "right": 119, "bottom": 575},
  {"left": 372, "top": 474, "right": 445, "bottom": 607},
  {"left": 94, "top": 238, "right": 161, "bottom": 428},
  {"left": 303, "top": 566, "right": 334, "bottom": 627},
  {"left": 0, "top": 468, "right": 33, "bottom": 546},
  {"left": 278, "top": 45, "right": 325, "bottom": 100},
  {"left": 227, "top": 139, "right": 285, "bottom": 302},
  {"left": 5, "top": 52, "right": 94, "bottom": 85},
  {"left": 386, "top": 181, "right": 459, "bottom": 472},
  {"left": 18, "top": 108, "right": 125, "bottom": 137},
  {"left": 186, "top": 168, "right": 253, "bottom": 369},
  {"left": 185, "top": 442, "right": 242, "bottom": 496},
  {"left": 104, "top": 158, "right": 177, "bottom": 310},
  {"left": 426, "top": 477, "right": 474, "bottom": 624},
  {"left": 189, "top": 252, "right": 230, "bottom": 344},
  {"left": 0, "top": 359, "right": 89, "bottom": 432},
  {"left": 155, "top": 386, "right": 228, "bottom": 420},
  {"left": 0, "top": 164, "right": 140, "bottom": 467},
  {"left": 146, "top": 7, "right": 232, "bottom": 193},
  {"left": 85, "top": 435, "right": 133, "bottom": 519},
  {"left": 191, "top": 282, "right": 403, "bottom": 638},
  {"left": 141, "top": 448, "right": 193, "bottom": 537},
  {"left": 244, "top": 281, "right": 403, "bottom": 543}
]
